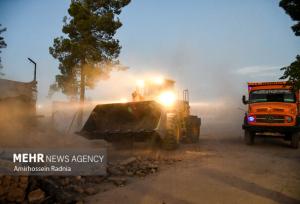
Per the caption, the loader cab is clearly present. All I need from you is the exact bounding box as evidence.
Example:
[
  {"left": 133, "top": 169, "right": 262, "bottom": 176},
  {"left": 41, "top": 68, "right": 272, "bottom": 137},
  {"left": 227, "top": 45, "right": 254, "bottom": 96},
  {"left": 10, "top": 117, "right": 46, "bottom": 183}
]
[{"left": 133, "top": 78, "right": 175, "bottom": 101}]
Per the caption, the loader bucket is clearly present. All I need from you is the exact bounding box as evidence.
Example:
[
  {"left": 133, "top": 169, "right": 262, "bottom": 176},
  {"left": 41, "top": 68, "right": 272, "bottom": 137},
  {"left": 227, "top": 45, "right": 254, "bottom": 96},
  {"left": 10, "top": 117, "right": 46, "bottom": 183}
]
[{"left": 79, "top": 101, "right": 164, "bottom": 142}]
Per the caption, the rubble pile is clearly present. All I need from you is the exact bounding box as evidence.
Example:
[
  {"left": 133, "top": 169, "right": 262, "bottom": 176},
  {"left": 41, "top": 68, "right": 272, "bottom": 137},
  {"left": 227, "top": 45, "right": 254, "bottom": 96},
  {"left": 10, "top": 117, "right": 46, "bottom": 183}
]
[
  {"left": 0, "top": 175, "right": 105, "bottom": 203},
  {"left": 0, "top": 157, "right": 181, "bottom": 203},
  {"left": 105, "top": 156, "right": 181, "bottom": 186},
  {"left": 108, "top": 157, "right": 159, "bottom": 178},
  {"left": 0, "top": 175, "right": 28, "bottom": 203}
]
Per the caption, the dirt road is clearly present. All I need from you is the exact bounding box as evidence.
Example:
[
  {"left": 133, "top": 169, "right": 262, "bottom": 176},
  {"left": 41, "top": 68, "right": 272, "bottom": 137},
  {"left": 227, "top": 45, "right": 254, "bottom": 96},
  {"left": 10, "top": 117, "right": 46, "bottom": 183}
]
[{"left": 86, "top": 133, "right": 300, "bottom": 204}]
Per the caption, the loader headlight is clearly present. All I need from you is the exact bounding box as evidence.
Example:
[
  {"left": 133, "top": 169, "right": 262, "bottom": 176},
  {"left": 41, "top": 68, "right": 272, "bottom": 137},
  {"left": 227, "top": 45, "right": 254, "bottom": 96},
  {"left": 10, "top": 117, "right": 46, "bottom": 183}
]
[
  {"left": 157, "top": 91, "right": 176, "bottom": 107},
  {"left": 120, "top": 98, "right": 128, "bottom": 103},
  {"left": 136, "top": 79, "right": 144, "bottom": 87},
  {"left": 152, "top": 76, "right": 164, "bottom": 85}
]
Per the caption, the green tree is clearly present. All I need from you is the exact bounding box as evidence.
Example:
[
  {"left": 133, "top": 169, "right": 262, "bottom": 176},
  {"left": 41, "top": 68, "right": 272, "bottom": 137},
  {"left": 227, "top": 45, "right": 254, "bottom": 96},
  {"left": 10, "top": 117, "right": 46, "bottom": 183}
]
[
  {"left": 279, "top": 0, "right": 300, "bottom": 89},
  {"left": 49, "top": 0, "right": 130, "bottom": 125},
  {"left": 280, "top": 0, "right": 300, "bottom": 36},
  {"left": 0, "top": 24, "right": 7, "bottom": 75},
  {"left": 280, "top": 55, "right": 300, "bottom": 89}
]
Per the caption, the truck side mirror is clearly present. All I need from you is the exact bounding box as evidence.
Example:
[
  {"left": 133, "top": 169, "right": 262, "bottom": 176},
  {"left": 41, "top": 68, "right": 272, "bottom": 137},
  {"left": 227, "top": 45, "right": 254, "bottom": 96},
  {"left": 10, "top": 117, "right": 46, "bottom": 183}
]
[{"left": 242, "top": 95, "right": 248, "bottom": 105}]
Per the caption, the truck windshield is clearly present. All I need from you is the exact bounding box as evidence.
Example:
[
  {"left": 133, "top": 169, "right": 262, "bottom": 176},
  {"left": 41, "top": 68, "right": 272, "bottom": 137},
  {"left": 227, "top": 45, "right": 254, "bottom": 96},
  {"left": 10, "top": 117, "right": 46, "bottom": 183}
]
[{"left": 249, "top": 89, "right": 296, "bottom": 103}]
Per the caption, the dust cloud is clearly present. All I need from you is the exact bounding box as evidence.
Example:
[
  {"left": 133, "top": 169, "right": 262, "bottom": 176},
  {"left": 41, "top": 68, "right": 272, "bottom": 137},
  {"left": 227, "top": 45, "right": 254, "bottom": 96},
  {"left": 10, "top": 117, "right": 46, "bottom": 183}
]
[
  {"left": 187, "top": 69, "right": 247, "bottom": 138},
  {"left": 0, "top": 98, "right": 98, "bottom": 148},
  {"left": 0, "top": 63, "right": 251, "bottom": 148},
  {"left": 49, "top": 68, "right": 248, "bottom": 140},
  {"left": 190, "top": 100, "right": 244, "bottom": 138},
  {"left": 86, "top": 69, "right": 247, "bottom": 138}
]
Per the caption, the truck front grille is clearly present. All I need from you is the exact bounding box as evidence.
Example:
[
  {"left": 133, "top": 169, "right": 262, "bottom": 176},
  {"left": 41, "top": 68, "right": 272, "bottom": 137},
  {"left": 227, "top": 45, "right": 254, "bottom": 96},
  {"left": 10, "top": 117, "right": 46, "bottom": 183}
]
[
  {"left": 256, "top": 108, "right": 268, "bottom": 112},
  {"left": 256, "top": 108, "right": 284, "bottom": 113},
  {"left": 256, "top": 115, "right": 285, "bottom": 123}
]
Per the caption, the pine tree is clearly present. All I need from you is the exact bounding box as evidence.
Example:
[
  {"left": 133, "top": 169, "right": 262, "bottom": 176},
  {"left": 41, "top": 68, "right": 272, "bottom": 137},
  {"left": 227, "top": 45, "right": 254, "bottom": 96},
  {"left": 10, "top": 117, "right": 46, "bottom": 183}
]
[{"left": 49, "top": 0, "right": 130, "bottom": 125}]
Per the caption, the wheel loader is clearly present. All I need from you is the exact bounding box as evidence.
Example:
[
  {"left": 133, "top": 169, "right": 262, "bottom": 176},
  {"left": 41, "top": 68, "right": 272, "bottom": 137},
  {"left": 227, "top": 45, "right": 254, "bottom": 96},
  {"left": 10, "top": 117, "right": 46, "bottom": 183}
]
[{"left": 79, "top": 77, "right": 201, "bottom": 149}]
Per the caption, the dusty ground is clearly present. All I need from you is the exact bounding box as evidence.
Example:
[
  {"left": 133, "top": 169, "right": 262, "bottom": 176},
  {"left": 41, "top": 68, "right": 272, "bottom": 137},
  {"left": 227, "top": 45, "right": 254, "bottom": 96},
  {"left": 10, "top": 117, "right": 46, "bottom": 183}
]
[{"left": 85, "top": 133, "right": 300, "bottom": 204}]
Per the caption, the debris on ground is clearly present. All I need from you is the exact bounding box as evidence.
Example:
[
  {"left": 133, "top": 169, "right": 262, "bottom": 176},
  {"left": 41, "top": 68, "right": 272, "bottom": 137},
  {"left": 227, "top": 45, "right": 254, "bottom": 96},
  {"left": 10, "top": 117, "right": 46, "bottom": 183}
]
[
  {"left": 28, "top": 188, "right": 45, "bottom": 204},
  {"left": 0, "top": 156, "right": 180, "bottom": 203},
  {"left": 107, "top": 157, "right": 162, "bottom": 178},
  {"left": 0, "top": 175, "right": 28, "bottom": 203},
  {"left": 107, "top": 177, "right": 127, "bottom": 186}
]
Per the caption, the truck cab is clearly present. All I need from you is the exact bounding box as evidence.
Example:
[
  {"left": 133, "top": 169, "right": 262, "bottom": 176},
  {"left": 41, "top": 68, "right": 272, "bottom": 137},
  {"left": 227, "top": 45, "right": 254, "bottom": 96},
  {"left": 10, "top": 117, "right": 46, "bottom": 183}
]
[{"left": 242, "top": 82, "right": 300, "bottom": 148}]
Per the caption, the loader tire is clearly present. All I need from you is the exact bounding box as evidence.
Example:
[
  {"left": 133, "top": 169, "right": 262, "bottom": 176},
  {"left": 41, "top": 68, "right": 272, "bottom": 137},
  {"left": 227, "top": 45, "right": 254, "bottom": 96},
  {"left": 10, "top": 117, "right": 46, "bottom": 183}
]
[
  {"left": 162, "top": 135, "right": 179, "bottom": 150},
  {"left": 146, "top": 133, "right": 161, "bottom": 149},
  {"left": 291, "top": 133, "right": 299, "bottom": 149},
  {"left": 244, "top": 130, "right": 254, "bottom": 145},
  {"left": 191, "top": 125, "right": 200, "bottom": 143},
  {"left": 162, "top": 126, "right": 180, "bottom": 150},
  {"left": 185, "top": 116, "right": 201, "bottom": 143}
]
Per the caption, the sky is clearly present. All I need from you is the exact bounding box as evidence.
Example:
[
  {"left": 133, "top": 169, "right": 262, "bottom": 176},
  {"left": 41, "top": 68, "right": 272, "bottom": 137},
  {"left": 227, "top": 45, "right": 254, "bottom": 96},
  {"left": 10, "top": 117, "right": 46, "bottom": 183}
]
[{"left": 0, "top": 0, "right": 300, "bottom": 108}]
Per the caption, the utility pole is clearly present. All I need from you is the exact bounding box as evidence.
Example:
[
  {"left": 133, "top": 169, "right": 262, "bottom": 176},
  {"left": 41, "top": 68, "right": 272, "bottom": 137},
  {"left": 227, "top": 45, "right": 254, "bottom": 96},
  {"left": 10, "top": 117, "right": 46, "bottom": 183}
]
[{"left": 28, "top": 58, "right": 37, "bottom": 81}]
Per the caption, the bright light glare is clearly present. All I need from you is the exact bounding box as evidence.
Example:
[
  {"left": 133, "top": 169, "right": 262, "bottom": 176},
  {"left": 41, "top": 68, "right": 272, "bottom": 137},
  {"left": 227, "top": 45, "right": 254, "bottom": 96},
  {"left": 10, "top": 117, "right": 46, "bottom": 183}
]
[
  {"left": 248, "top": 116, "right": 255, "bottom": 122},
  {"left": 152, "top": 76, "right": 164, "bottom": 85},
  {"left": 120, "top": 98, "right": 128, "bottom": 103},
  {"left": 37, "top": 104, "right": 43, "bottom": 109},
  {"left": 157, "top": 91, "right": 176, "bottom": 107},
  {"left": 136, "top": 79, "right": 144, "bottom": 87}
]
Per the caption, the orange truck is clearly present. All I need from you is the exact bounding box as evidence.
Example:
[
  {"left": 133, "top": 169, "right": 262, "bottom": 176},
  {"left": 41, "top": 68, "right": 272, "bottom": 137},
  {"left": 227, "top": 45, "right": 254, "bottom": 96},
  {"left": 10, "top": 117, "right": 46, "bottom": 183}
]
[{"left": 242, "top": 81, "right": 299, "bottom": 149}]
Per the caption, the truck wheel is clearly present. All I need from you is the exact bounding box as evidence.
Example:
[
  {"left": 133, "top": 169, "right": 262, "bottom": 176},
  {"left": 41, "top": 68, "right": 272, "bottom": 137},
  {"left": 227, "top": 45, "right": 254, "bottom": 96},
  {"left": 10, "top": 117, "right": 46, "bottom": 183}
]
[
  {"left": 284, "top": 133, "right": 292, "bottom": 141},
  {"left": 291, "top": 133, "right": 299, "bottom": 149},
  {"left": 244, "top": 130, "right": 254, "bottom": 145}
]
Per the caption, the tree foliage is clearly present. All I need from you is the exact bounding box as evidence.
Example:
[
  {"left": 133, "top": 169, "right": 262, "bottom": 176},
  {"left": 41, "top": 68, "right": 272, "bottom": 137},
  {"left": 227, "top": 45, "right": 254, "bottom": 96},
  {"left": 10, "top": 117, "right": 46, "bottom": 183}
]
[
  {"left": 280, "top": 55, "right": 300, "bottom": 89},
  {"left": 279, "top": 0, "right": 300, "bottom": 89},
  {"left": 280, "top": 0, "right": 300, "bottom": 36},
  {"left": 0, "top": 24, "right": 7, "bottom": 75},
  {"left": 49, "top": 0, "right": 130, "bottom": 99}
]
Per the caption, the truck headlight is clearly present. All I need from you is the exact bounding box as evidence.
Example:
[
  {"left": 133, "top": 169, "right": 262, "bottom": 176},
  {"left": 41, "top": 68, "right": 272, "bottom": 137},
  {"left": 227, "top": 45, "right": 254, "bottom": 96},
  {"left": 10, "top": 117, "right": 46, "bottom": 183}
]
[
  {"left": 286, "top": 116, "right": 292, "bottom": 123},
  {"left": 247, "top": 116, "right": 255, "bottom": 122}
]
